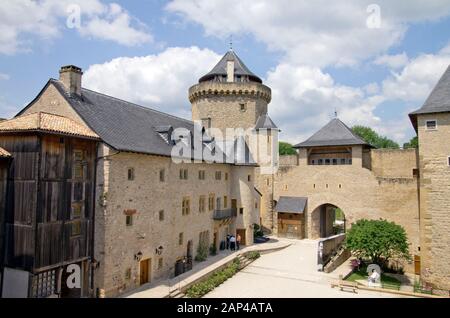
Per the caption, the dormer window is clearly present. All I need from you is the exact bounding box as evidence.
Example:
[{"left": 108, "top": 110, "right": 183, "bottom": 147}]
[
  {"left": 154, "top": 125, "right": 173, "bottom": 144},
  {"left": 426, "top": 120, "right": 437, "bottom": 130}
]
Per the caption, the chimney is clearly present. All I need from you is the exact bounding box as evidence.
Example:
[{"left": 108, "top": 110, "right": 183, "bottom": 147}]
[
  {"left": 227, "top": 60, "right": 234, "bottom": 82},
  {"left": 59, "top": 65, "right": 83, "bottom": 96}
]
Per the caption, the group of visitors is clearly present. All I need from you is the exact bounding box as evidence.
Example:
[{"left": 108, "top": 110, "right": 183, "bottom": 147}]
[{"left": 226, "top": 233, "right": 241, "bottom": 251}]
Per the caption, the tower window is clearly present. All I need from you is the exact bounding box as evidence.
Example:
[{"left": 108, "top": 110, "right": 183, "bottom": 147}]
[
  {"left": 126, "top": 215, "right": 133, "bottom": 226},
  {"left": 239, "top": 103, "right": 247, "bottom": 112},
  {"left": 201, "top": 118, "right": 211, "bottom": 129},
  {"left": 127, "top": 168, "right": 135, "bottom": 181},
  {"left": 426, "top": 120, "right": 437, "bottom": 130},
  {"left": 159, "top": 210, "right": 164, "bottom": 221}
]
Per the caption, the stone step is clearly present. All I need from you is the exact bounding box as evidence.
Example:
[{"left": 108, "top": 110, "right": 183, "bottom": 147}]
[
  {"left": 174, "top": 292, "right": 186, "bottom": 298},
  {"left": 169, "top": 290, "right": 183, "bottom": 298}
]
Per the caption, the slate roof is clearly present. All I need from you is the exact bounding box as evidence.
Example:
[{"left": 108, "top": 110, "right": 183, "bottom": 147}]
[
  {"left": 275, "top": 196, "right": 307, "bottom": 214},
  {"left": 254, "top": 114, "right": 279, "bottom": 131},
  {"left": 16, "top": 79, "right": 256, "bottom": 165},
  {"left": 199, "top": 50, "right": 262, "bottom": 83},
  {"left": 409, "top": 65, "right": 450, "bottom": 131},
  {"left": 0, "top": 111, "right": 99, "bottom": 140},
  {"left": 0, "top": 147, "right": 11, "bottom": 158},
  {"left": 294, "top": 118, "right": 369, "bottom": 148}
]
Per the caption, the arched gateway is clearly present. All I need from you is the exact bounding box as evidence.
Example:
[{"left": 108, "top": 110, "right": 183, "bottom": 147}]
[{"left": 310, "top": 204, "right": 346, "bottom": 239}]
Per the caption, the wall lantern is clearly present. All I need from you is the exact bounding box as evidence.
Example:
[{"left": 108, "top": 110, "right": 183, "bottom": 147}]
[
  {"left": 134, "top": 251, "right": 143, "bottom": 261},
  {"left": 155, "top": 246, "right": 164, "bottom": 255}
]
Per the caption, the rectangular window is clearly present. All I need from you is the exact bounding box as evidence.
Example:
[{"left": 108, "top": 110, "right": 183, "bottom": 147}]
[
  {"left": 239, "top": 103, "right": 247, "bottom": 112},
  {"left": 158, "top": 258, "right": 163, "bottom": 270},
  {"left": 239, "top": 208, "right": 244, "bottom": 215},
  {"left": 199, "top": 170, "right": 206, "bottom": 180},
  {"left": 199, "top": 196, "right": 206, "bottom": 213},
  {"left": 71, "top": 203, "right": 82, "bottom": 219},
  {"left": 159, "top": 210, "right": 164, "bottom": 221},
  {"left": 311, "top": 159, "right": 315, "bottom": 165},
  {"left": 325, "top": 159, "right": 331, "bottom": 165},
  {"left": 159, "top": 169, "right": 165, "bottom": 182},
  {"left": 340, "top": 158, "right": 346, "bottom": 165},
  {"left": 332, "top": 159, "right": 338, "bottom": 165},
  {"left": 73, "top": 163, "right": 84, "bottom": 179},
  {"left": 182, "top": 197, "right": 190, "bottom": 215},
  {"left": 179, "top": 169, "right": 188, "bottom": 180},
  {"left": 248, "top": 175, "right": 251, "bottom": 182},
  {"left": 126, "top": 215, "right": 133, "bottom": 226},
  {"left": 318, "top": 159, "right": 323, "bottom": 165},
  {"left": 73, "top": 150, "right": 84, "bottom": 161},
  {"left": 179, "top": 233, "right": 183, "bottom": 245},
  {"left": 225, "top": 172, "right": 228, "bottom": 181},
  {"left": 349, "top": 158, "right": 352, "bottom": 165},
  {"left": 209, "top": 194, "right": 215, "bottom": 211},
  {"left": 224, "top": 196, "right": 228, "bottom": 209},
  {"left": 216, "top": 197, "right": 221, "bottom": 210},
  {"left": 71, "top": 220, "right": 81, "bottom": 237},
  {"left": 128, "top": 168, "right": 135, "bottom": 181},
  {"left": 426, "top": 120, "right": 437, "bottom": 130},
  {"left": 215, "top": 171, "right": 222, "bottom": 180}
]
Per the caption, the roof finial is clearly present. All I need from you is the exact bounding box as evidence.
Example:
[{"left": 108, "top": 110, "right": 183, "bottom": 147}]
[{"left": 229, "top": 35, "right": 233, "bottom": 51}]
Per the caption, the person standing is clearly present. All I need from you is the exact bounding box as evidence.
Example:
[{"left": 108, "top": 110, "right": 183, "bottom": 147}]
[
  {"left": 226, "top": 234, "right": 230, "bottom": 250},
  {"left": 236, "top": 233, "right": 241, "bottom": 250},
  {"left": 230, "top": 235, "right": 236, "bottom": 251}
]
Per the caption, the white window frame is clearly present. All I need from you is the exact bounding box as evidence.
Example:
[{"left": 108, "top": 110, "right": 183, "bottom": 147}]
[{"left": 425, "top": 119, "right": 437, "bottom": 131}]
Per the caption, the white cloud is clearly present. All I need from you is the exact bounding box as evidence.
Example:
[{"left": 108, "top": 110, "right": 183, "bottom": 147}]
[
  {"left": 166, "top": 0, "right": 450, "bottom": 67},
  {"left": 0, "top": 73, "right": 10, "bottom": 80},
  {"left": 79, "top": 3, "right": 152, "bottom": 46},
  {"left": 0, "top": 0, "right": 151, "bottom": 55},
  {"left": 381, "top": 45, "right": 450, "bottom": 102},
  {"left": 374, "top": 52, "right": 409, "bottom": 69},
  {"left": 265, "top": 64, "right": 383, "bottom": 143},
  {"left": 83, "top": 47, "right": 221, "bottom": 119}
]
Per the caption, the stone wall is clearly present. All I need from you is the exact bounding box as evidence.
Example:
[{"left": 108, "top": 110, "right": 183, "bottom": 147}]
[
  {"left": 371, "top": 148, "right": 417, "bottom": 178},
  {"left": 417, "top": 112, "right": 450, "bottom": 291},
  {"left": 258, "top": 149, "right": 420, "bottom": 273},
  {"left": 21, "top": 82, "right": 87, "bottom": 126},
  {"left": 190, "top": 82, "right": 270, "bottom": 139},
  {"left": 93, "top": 150, "right": 257, "bottom": 297}
]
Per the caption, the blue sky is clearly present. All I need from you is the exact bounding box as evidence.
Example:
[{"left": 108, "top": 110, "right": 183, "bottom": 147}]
[{"left": 1, "top": 0, "right": 450, "bottom": 145}]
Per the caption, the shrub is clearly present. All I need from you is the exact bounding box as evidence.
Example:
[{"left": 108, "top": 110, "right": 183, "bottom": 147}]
[
  {"left": 253, "top": 224, "right": 264, "bottom": 238},
  {"left": 186, "top": 258, "right": 240, "bottom": 298},
  {"left": 195, "top": 243, "right": 208, "bottom": 262},
  {"left": 209, "top": 243, "right": 217, "bottom": 256},
  {"left": 246, "top": 251, "right": 260, "bottom": 260}
]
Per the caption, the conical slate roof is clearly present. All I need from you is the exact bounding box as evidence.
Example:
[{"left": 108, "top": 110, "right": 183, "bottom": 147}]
[
  {"left": 254, "top": 114, "right": 279, "bottom": 131},
  {"left": 409, "top": 65, "right": 450, "bottom": 131},
  {"left": 294, "top": 118, "right": 369, "bottom": 148},
  {"left": 199, "top": 50, "right": 262, "bottom": 83}
]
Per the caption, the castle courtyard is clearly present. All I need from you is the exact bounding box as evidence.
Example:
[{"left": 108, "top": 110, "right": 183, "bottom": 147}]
[{"left": 204, "top": 240, "right": 406, "bottom": 298}]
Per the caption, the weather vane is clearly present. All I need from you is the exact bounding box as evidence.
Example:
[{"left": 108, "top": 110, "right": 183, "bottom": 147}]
[
  {"left": 229, "top": 35, "right": 233, "bottom": 51},
  {"left": 334, "top": 108, "right": 338, "bottom": 118}
]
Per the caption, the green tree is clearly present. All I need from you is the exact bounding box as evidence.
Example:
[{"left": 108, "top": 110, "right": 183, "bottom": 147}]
[
  {"left": 345, "top": 219, "right": 410, "bottom": 266},
  {"left": 403, "top": 136, "right": 418, "bottom": 149},
  {"left": 352, "top": 126, "right": 399, "bottom": 149},
  {"left": 279, "top": 141, "right": 296, "bottom": 155}
]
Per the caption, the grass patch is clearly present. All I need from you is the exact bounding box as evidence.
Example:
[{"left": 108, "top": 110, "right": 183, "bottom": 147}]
[
  {"left": 186, "top": 258, "right": 241, "bottom": 298},
  {"left": 346, "top": 268, "right": 401, "bottom": 290}
]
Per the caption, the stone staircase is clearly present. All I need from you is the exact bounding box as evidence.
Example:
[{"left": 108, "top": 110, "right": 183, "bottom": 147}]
[
  {"left": 323, "top": 245, "right": 351, "bottom": 273},
  {"left": 168, "top": 288, "right": 186, "bottom": 298},
  {"left": 237, "top": 253, "right": 254, "bottom": 270}
]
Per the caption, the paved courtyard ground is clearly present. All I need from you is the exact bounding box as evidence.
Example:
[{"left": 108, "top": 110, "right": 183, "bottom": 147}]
[{"left": 205, "top": 239, "right": 406, "bottom": 298}]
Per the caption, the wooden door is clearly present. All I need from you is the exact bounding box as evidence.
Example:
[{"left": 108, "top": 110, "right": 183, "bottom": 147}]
[
  {"left": 414, "top": 255, "right": 421, "bottom": 275},
  {"left": 140, "top": 259, "right": 151, "bottom": 285},
  {"left": 236, "top": 229, "right": 246, "bottom": 245}
]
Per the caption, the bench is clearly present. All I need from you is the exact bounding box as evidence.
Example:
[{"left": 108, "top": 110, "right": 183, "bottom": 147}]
[{"left": 331, "top": 280, "right": 358, "bottom": 293}]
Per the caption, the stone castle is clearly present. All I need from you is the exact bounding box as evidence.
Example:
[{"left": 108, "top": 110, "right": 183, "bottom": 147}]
[{"left": 0, "top": 50, "right": 448, "bottom": 297}]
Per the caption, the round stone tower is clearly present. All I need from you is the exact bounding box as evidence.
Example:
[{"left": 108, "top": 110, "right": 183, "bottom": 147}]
[{"left": 189, "top": 50, "right": 272, "bottom": 140}]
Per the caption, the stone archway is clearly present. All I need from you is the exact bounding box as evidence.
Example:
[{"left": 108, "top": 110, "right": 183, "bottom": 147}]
[{"left": 310, "top": 203, "right": 346, "bottom": 239}]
